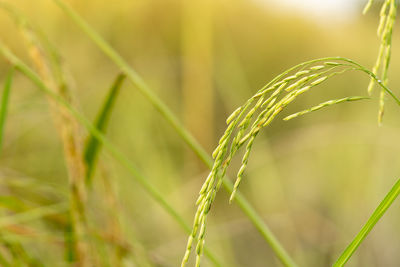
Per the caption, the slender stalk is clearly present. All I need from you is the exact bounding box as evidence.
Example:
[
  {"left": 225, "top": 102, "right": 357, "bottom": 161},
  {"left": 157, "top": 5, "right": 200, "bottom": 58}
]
[
  {"left": 50, "top": 1, "right": 297, "bottom": 265},
  {"left": 0, "top": 43, "right": 222, "bottom": 267},
  {"left": 223, "top": 181, "right": 298, "bottom": 267},
  {"left": 0, "top": 68, "right": 13, "bottom": 153},
  {"left": 333, "top": 177, "right": 400, "bottom": 266}
]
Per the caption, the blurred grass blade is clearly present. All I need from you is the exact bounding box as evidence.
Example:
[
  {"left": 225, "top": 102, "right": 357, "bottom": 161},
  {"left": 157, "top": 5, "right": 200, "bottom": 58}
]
[
  {"left": 0, "top": 236, "right": 44, "bottom": 267},
  {"left": 0, "top": 202, "right": 68, "bottom": 229},
  {"left": 0, "top": 196, "right": 27, "bottom": 212},
  {"left": 334, "top": 177, "right": 400, "bottom": 266},
  {"left": 283, "top": 96, "right": 369, "bottom": 121},
  {"left": 362, "top": 0, "right": 374, "bottom": 14},
  {"left": 50, "top": 2, "right": 297, "bottom": 265},
  {"left": 64, "top": 212, "right": 76, "bottom": 263},
  {"left": 84, "top": 73, "right": 126, "bottom": 185},
  {"left": 0, "top": 68, "right": 13, "bottom": 153},
  {"left": 0, "top": 249, "right": 10, "bottom": 267}
]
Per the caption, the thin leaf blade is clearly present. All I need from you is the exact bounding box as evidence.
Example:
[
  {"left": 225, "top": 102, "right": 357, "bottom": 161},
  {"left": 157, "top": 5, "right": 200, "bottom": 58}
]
[
  {"left": 0, "top": 68, "right": 13, "bottom": 153},
  {"left": 84, "top": 73, "right": 126, "bottom": 185},
  {"left": 334, "top": 177, "right": 400, "bottom": 266}
]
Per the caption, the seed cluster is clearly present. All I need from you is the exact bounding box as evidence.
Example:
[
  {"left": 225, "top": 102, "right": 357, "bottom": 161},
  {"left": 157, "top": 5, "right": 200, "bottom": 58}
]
[
  {"left": 181, "top": 58, "right": 377, "bottom": 267},
  {"left": 364, "top": 0, "right": 398, "bottom": 124}
]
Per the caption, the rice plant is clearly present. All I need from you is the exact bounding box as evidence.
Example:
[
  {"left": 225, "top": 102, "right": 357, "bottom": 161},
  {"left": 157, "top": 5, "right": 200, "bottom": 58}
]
[
  {"left": 182, "top": 1, "right": 400, "bottom": 266},
  {"left": 181, "top": 58, "right": 400, "bottom": 267},
  {"left": 364, "top": 0, "right": 398, "bottom": 124},
  {"left": 0, "top": 0, "right": 399, "bottom": 266}
]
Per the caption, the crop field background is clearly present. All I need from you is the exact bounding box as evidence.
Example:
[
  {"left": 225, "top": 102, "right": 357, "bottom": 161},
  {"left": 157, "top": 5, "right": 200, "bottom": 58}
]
[{"left": 0, "top": 0, "right": 400, "bottom": 266}]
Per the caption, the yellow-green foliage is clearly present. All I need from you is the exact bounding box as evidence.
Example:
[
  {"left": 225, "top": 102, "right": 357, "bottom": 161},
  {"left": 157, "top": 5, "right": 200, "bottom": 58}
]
[{"left": 0, "top": 1, "right": 400, "bottom": 267}]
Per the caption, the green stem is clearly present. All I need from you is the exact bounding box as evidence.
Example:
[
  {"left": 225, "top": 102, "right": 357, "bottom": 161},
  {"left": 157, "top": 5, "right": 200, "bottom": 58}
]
[
  {"left": 333, "top": 177, "right": 400, "bottom": 266},
  {"left": 0, "top": 44, "right": 222, "bottom": 267},
  {"left": 0, "top": 67, "right": 13, "bottom": 153},
  {"left": 223, "top": 180, "right": 298, "bottom": 267},
  {"left": 50, "top": 1, "right": 297, "bottom": 265}
]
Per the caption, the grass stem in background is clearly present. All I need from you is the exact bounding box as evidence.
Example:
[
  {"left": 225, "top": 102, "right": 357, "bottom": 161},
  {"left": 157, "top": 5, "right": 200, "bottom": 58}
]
[{"left": 0, "top": 68, "right": 13, "bottom": 154}]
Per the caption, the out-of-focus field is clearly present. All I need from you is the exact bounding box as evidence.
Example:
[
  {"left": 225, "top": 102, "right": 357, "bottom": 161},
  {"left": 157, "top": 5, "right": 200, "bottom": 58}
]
[{"left": 1, "top": 0, "right": 400, "bottom": 266}]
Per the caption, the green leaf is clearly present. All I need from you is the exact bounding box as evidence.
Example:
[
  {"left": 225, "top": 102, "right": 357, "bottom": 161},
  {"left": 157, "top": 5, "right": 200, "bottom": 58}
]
[
  {"left": 84, "top": 73, "right": 126, "bottom": 185},
  {"left": 0, "top": 68, "right": 13, "bottom": 154}
]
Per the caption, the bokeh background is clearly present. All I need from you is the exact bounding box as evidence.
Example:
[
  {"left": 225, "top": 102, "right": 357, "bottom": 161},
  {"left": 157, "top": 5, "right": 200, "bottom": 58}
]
[{"left": 1, "top": 0, "right": 400, "bottom": 266}]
